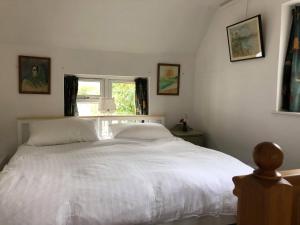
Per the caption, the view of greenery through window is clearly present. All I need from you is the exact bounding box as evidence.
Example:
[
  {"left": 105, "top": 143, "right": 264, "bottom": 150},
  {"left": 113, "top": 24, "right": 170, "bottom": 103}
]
[
  {"left": 77, "top": 80, "right": 136, "bottom": 116},
  {"left": 112, "top": 82, "right": 136, "bottom": 115},
  {"left": 77, "top": 81, "right": 101, "bottom": 96}
]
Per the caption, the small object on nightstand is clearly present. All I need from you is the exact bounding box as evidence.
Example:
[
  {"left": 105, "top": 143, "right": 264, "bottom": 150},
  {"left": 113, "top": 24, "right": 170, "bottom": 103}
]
[
  {"left": 170, "top": 128, "right": 204, "bottom": 147},
  {"left": 179, "top": 118, "right": 188, "bottom": 131}
]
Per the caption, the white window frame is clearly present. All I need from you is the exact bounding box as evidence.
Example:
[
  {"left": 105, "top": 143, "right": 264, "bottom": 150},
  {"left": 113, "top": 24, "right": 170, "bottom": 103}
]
[
  {"left": 108, "top": 79, "right": 135, "bottom": 98},
  {"left": 76, "top": 76, "right": 139, "bottom": 116},
  {"left": 77, "top": 78, "right": 105, "bottom": 103}
]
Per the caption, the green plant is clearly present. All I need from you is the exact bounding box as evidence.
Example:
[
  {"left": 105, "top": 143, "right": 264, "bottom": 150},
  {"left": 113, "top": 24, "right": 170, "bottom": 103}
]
[{"left": 112, "top": 82, "right": 136, "bottom": 115}]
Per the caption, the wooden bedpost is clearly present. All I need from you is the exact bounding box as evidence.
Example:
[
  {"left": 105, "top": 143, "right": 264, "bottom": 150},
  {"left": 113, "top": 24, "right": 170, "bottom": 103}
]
[{"left": 233, "top": 142, "right": 294, "bottom": 225}]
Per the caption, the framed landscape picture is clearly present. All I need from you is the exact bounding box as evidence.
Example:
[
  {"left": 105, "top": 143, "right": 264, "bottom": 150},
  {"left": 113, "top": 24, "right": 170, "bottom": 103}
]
[
  {"left": 226, "top": 15, "right": 265, "bottom": 62},
  {"left": 19, "top": 56, "right": 51, "bottom": 94},
  {"left": 157, "top": 63, "right": 180, "bottom": 95}
]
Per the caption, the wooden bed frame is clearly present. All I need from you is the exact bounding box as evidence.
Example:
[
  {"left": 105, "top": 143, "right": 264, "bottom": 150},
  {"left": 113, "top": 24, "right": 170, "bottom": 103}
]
[{"left": 233, "top": 142, "right": 300, "bottom": 225}]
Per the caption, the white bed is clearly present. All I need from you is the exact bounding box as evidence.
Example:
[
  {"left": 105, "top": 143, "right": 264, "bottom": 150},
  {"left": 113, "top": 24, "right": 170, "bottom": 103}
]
[{"left": 0, "top": 117, "right": 252, "bottom": 225}]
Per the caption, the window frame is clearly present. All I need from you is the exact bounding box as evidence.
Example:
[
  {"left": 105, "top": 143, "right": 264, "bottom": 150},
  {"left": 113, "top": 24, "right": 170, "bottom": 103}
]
[
  {"left": 77, "top": 78, "right": 105, "bottom": 103},
  {"left": 108, "top": 79, "right": 135, "bottom": 97},
  {"left": 76, "top": 77, "right": 138, "bottom": 116},
  {"left": 109, "top": 79, "right": 136, "bottom": 116},
  {"left": 275, "top": 1, "right": 300, "bottom": 116}
]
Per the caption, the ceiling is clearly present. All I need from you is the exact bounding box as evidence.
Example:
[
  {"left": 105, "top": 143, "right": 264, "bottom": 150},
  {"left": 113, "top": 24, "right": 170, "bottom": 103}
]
[{"left": 0, "top": 0, "right": 223, "bottom": 54}]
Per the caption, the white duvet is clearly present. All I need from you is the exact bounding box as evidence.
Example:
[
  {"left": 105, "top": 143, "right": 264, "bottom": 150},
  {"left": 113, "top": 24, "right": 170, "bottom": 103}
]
[{"left": 0, "top": 138, "right": 252, "bottom": 225}]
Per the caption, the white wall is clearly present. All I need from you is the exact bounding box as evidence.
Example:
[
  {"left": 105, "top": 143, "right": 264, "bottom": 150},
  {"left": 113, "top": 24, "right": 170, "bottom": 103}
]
[
  {"left": 0, "top": 43, "right": 195, "bottom": 162},
  {"left": 193, "top": 0, "right": 300, "bottom": 169},
  {"left": 0, "top": 0, "right": 218, "bottom": 54}
]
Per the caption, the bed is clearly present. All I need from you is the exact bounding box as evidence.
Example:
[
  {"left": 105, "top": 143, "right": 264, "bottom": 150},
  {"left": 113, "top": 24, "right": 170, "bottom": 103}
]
[{"left": 0, "top": 116, "right": 252, "bottom": 225}]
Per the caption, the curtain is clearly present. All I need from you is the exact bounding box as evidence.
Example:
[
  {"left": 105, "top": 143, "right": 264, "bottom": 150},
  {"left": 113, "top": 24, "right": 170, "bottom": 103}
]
[
  {"left": 282, "top": 6, "right": 300, "bottom": 112},
  {"left": 64, "top": 75, "right": 79, "bottom": 116},
  {"left": 135, "top": 78, "right": 148, "bottom": 115}
]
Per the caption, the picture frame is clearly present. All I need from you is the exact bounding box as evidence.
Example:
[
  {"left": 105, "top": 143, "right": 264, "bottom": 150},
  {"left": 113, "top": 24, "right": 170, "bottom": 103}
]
[
  {"left": 19, "top": 56, "right": 51, "bottom": 94},
  {"left": 226, "top": 15, "right": 265, "bottom": 62},
  {"left": 157, "top": 63, "right": 180, "bottom": 95}
]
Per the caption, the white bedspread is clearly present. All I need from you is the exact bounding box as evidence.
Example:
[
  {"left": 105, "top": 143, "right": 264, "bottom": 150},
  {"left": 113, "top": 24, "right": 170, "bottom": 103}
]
[{"left": 0, "top": 138, "right": 252, "bottom": 225}]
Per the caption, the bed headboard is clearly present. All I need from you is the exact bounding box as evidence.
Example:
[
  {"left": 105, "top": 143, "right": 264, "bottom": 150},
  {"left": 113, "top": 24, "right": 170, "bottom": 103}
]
[{"left": 17, "top": 115, "right": 165, "bottom": 146}]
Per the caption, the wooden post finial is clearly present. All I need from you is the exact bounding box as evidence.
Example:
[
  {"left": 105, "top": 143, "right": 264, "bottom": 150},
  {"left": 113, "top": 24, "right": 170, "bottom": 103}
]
[{"left": 253, "top": 142, "right": 284, "bottom": 180}]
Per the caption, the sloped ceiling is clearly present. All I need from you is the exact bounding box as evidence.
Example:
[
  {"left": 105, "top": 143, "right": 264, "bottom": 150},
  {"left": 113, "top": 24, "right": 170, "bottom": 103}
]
[{"left": 0, "top": 0, "right": 222, "bottom": 54}]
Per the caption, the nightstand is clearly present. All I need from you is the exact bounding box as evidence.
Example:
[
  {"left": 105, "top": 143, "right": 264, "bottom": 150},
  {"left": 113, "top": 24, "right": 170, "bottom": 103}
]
[
  {"left": 170, "top": 129, "right": 204, "bottom": 147},
  {"left": 0, "top": 154, "right": 9, "bottom": 171}
]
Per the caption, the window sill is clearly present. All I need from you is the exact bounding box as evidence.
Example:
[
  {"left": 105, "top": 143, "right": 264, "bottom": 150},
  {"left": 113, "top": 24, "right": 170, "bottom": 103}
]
[
  {"left": 272, "top": 111, "right": 300, "bottom": 117},
  {"left": 77, "top": 115, "right": 137, "bottom": 118}
]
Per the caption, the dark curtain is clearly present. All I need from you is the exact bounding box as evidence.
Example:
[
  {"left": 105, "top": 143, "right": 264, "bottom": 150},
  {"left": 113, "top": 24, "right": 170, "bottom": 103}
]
[
  {"left": 282, "top": 6, "right": 300, "bottom": 112},
  {"left": 64, "top": 75, "right": 79, "bottom": 116},
  {"left": 135, "top": 78, "right": 148, "bottom": 115}
]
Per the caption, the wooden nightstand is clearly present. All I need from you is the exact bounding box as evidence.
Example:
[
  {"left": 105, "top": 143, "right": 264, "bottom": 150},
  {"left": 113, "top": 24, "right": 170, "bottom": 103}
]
[
  {"left": 0, "top": 154, "right": 9, "bottom": 171},
  {"left": 170, "top": 129, "right": 204, "bottom": 147}
]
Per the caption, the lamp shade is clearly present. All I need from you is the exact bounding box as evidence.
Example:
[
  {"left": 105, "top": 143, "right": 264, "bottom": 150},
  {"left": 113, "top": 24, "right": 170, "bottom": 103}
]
[{"left": 98, "top": 97, "right": 116, "bottom": 114}]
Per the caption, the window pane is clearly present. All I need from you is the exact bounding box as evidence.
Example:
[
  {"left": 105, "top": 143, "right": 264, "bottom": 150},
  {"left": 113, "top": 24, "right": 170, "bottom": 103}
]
[
  {"left": 77, "top": 102, "right": 99, "bottom": 116},
  {"left": 78, "top": 80, "right": 101, "bottom": 96},
  {"left": 112, "top": 82, "right": 136, "bottom": 115}
]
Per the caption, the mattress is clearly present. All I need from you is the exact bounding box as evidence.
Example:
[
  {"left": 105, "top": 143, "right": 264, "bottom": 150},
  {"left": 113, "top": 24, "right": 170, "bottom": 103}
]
[{"left": 0, "top": 137, "right": 251, "bottom": 225}]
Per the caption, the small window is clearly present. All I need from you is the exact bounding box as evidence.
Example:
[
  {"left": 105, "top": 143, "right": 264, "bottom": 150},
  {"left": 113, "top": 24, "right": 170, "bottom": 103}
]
[
  {"left": 277, "top": 2, "right": 300, "bottom": 113},
  {"left": 77, "top": 79, "right": 104, "bottom": 116},
  {"left": 78, "top": 80, "right": 102, "bottom": 96},
  {"left": 78, "top": 79, "right": 102, "bottom": 99},
  {"left": 76, "top": 78, "right": 137, "bottom": 116},
  {"left": 111, "top": 81, "right": 136, "bottom": 115}
]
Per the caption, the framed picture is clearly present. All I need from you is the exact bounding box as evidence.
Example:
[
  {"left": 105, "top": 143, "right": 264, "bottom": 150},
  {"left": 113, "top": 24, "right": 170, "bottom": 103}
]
[
  {"left": 226, "top": 15, "right": 265, "bottom": 62},
  {"left": 19, "top": 56, "right": 51, "bottom": 94},
  {"left": 157, "top": 63, "right": 180, "bottom": 95}
]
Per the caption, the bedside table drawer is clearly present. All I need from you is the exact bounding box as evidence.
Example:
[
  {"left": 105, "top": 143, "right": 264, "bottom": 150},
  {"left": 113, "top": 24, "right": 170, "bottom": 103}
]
[{"left": 182, "top": 136, "right": 204, "bottom": 147}]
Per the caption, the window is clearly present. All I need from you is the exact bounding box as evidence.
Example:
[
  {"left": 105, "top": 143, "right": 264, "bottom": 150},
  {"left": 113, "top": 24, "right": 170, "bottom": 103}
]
[
  {"left": 277, "top": 1, "right": 300, "bottom": 114},
  {"left": 78, "top": 80, "right": 102, "bottom": 96},
  {"left": 77, "top": 79, "right": 104, "bottom": 116},
  {"left": 77, "top": 77, "right": 136, "bottom": 116},
  {"left": 111, "top": 81, "right": 136, "bottom": 115}
]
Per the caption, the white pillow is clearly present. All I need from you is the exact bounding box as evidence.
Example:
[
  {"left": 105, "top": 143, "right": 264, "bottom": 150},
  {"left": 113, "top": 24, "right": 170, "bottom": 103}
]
[
  {"left": 27, "top": 118, "right": 99, "bottom": 146},
  {"left": 110, "top": 123, "right": 173, "bottom": 140}
]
